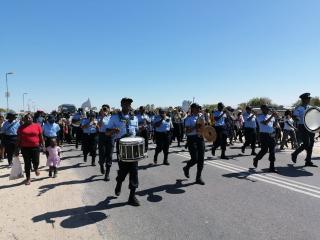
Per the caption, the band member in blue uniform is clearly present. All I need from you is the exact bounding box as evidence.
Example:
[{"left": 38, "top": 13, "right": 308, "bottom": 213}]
[
  {"left": 97, "top": 104, "right": 113, "bottom": 180},
  {"left": 183, "top": 103, "right": 206, "bottom": 185},
  {"left": 153, "top": 109, "right": 173, "bottom": 165},
  {"left": 136, "top": 106, "right": 150, "bottom": 152},
  {"left": 292, "top": 93, "right": 317, "bottom": 167},
  {"left": 106, "top": 98, "right": 140, "bottom": 206},
  {"left": 253, "top": 105, "right": 278, "bottom": 173},
  {"left": 212, "top": 102, "right": 229, "bottom": 159},
  {"left": 43, "top": 115, "right": 61, "bottom": 148},
  {"left": 71, "top": 108, "right": 83, "bottom": 149},
  {"left": 81, "top": 113, "right": 98, "bottom": 166},
  {"left": 241, "top": 106, "right": 257, "bottom": 155},
  {"left": 2, "top": 111, "right": 20, "bottom": 166}
]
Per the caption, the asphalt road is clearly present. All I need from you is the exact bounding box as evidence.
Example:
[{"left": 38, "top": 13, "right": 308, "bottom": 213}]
[{"left": 55, "top": 140, "right": 320, "bottom": 240}]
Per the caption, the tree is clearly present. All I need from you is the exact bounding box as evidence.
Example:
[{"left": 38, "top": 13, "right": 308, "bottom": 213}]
[
  {"left": 0, "top": 108, "right": 6, "bottom": 113},
  {"left": 202, "top": 104, "right": 218, "bottom": 112},
  {"left": 247, "top": 97, "right": 272, "bottom": 107}
]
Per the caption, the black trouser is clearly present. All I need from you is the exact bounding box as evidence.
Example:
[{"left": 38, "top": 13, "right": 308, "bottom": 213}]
[
  {"left": 116, "top": 140, "right": 139, "bottom": 190},
  {"left": 186, "top": 135, "right": 205, "bottom": 178},
  {"left": 154, "top": 132, "right": 170, "bottom": 162},
  {"left": 3, "top": 135, "right": 18, "bottom": 165},
  {"left": 173, "top": 122, "right": 183, "bottom": 145},
  {"left": 137, "top": 129, "right": 149, "bottom": 151},
  {"left": 293, "top": 125, "right": 315, "bottom": 162},
  {"left": 21, "top": 147, "right": 40, "bottom": 179},
  {"left": 255, "top": 133, "right": 276, "bottom": 162},
  {"left": 243, "top": 127, "right": 257, "bottom": 151},
  {"left": 73, "top": 127, "right": 82, "bottom": 148},
  {"left": 82, "top": 133, "right": 97, "bottom": 160},
  {"left": 98, "top": 133, "right": 114, "bottom": 167},
  {"left": 213, "top": 126, "right": 227, "bottom": 151}
]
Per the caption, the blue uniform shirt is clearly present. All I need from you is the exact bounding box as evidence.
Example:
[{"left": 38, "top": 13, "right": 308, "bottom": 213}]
[
  {"left": 257, "top": 114, "right": 275, "bottom": 133},
  {"left": 243, "top": 112, "right": 257, "bottom": 129},
  {"left": 213, "top": 111, "right": 226, "bottom": 127},
  {"left": 154, "top": 116, "right": 172, "bottom": 132},
  {"left": 42, "top": 123, "right": 60, "bottom": 137},
  {"left": 184, "top": 114, "right": 203, "bottom": 136},
  {"left": 2, "top": 120, "right": 20, "bottom": 136},
  {"left": 293, "top": 105, "right": 310, "bottom": 125},
  {"left": 97, "top": 115, "right": 111, "bottom": 133},
  {"left": 72, "top": 113, "right": 82, "bottom": 121},
  {"left": 106, "top": 113, "right": 138, "bottom": 139},
  {"left": 136, "top": 113, "right": 150, "bottom": 126},
  {"left": 81, "top": 118, "right": 98, "bottom": 134}
]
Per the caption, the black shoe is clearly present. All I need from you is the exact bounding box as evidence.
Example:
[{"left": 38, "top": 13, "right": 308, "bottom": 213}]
[
  {"left": 53, "top": 172, "right": 57, "bottom": 178},
  {"left": 49, "top": 171, "right": 52, "bottom": 177},
  {"left": 196, "top": 178, "right": 205, "bottom": 185},
  {"left": 183, "top": 166, "right": 190, "bottom": 178},
  {"left": 253, "top": 158, "right": 258, "bottom": 168},
  {"left": 115, "top": 182, "right": 122, "bottom": 196},
  {"left": 153, "top": 158, "right": 157, "bottom": 165},
  {"left": 221, "top": 155, "right": 229, "bottom": 160},
  {"left": 241, "top": 146, "right": 245, "bottom": 154},
  {"left": 91, "top": 162, "right": 96, "bottom": 166},
  {"left": 291, "top": 153, "right": 297, "bottom": 163},
  {"left": 128, "top": 195, "right": 140, "bottom": 206},
  {"left": 251, "top": 151, "right": 257, "bottom": 156},
  {"left": 99, "top": 164, "right": 105, "bottom": 174},
  {"left": 211, "top": 148, "right": 216, "bottom": 156},
  {"left": 104, "top": 174, "right": 110, "bottom": 182},
  {"left": 305, "top": 162, "right": 318, "bottom": 167},
  {"left": 268, "top": 168, "right": 278, "bottom": 173},
  {"left": 84, "top": 157, "right": 87, "bottom": 162},
  {"left": 280, "top": 146, "right": 284, "bottom": 150},
  {"left": 163, "top": 161, "right": 170, "bottom": 165}
]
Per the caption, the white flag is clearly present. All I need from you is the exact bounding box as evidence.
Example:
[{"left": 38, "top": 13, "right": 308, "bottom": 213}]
[{"left": 81, "top": 98, "right": 91, "bottom": 110}]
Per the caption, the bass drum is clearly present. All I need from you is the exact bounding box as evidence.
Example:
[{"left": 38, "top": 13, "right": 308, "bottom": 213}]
[{"left": 304, "top": 107, "right": 320, "bottom": 133}]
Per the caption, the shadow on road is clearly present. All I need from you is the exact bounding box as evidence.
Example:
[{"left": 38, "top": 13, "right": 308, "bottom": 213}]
[
  {"left": 136, "top": 179, "right": 195, "bottom": 202},
  {"left": 0, "top": 177, "right": 50, "bottom": 190},
  {"left": 37, "top": 175, "right": 101, "bottom": 196},
  {"left": 261, "top": 164, "right": 313, "bottom": 177},
  {"left": 32, "top": 196, "right": 127, "bottom": 228}
]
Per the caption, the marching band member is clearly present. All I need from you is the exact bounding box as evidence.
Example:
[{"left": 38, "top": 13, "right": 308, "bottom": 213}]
[
  {"left": 106, "top": 98, "right": 140, "bottom": 206},
  {"left": 2, "top": 111, "right": 20, "bottom": 166},
  {"left": 183, "top": 103, "right": 206, "bottom": 185},
  {"left": 291, "top": 93, "right": 317, "bottom": 167},
  {"left": 136, "top": 106, "right": 150, "bottom": 152},
  {"left": 280, "top": 110, "right": 298, "bottom": 150},
  {"left": 253, "top": 105, "right": 278, "bottom": 172},
  {"left": 81, "top": 112, "right": 98, "bottom": 166},
  {"left": 97, "top": 104, "right": 112, "bottom": 181},
  {"left": 153, "top": 109, "right": 173, "bottom": 165},
  {"left": 172, "top": 108, "right": 184, "bottom": 147},
  {"left": 71, "top": 108, "right": 83, "bottom": 149},
  {"left": 43, "top": 115, "right": 61, "bottom": 148},
  {"left": 211, "top": 102, "right": 229, "bottom": 159},
  {"left": 241, "top": 106, "right": 257, "bottom": 155}
]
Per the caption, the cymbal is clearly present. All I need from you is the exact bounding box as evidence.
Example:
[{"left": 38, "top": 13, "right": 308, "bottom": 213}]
[{"left": 202, "top": 126, "right": 217, "bottom": 143}]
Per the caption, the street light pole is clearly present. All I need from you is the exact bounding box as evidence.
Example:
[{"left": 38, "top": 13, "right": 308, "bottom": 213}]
[
  {"left": 5, "top": 72, "right": 14, "bottom": 113},
  {"left": 23, "top": 93, "right": 28, "bottom": 112}
]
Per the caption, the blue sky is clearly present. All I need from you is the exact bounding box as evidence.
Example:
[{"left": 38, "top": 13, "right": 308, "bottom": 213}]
[{"left": 0, "top": 0, "right": 319, "bottom": 112}]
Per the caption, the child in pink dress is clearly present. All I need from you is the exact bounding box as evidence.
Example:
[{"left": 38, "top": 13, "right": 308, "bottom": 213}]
[{"left": 46, "top": 138, "right": 61, "bottom": 178}]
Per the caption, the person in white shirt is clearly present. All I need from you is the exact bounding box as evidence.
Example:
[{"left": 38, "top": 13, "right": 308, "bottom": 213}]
[{"left": 280, "top": 110, "right": 298, "bottom": 150}]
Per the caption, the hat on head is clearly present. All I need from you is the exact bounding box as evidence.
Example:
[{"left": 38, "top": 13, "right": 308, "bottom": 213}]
[
  {"left": 6, "top": 110, "right": 17, "bottom": 119},
  {"left": 260, "top": 104, "right": 269, "bottom": 110},
  {"left": 121, "top": 97, "right": 133, "bottom": 104},
  {"left": 299, "top": 93, "right": 311, "bottom": 99},
  {"left": 190, "top": 103, "right": 201, "bottom": 109},
  {"left": 159, "top": 108, "right": 165, "bottom": 114}
]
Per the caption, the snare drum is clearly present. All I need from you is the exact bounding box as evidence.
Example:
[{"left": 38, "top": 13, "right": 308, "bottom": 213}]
[{"left": 119, "top": 137, "right": 146, "bottom": 162}]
